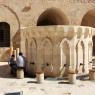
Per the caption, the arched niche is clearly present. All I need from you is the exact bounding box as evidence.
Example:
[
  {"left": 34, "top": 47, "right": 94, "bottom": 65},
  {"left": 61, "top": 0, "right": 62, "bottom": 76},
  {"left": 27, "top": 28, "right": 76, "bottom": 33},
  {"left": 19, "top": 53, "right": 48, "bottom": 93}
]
[
  {"left": 37, "top": 8, "right": 69, "bottom": 26},
  {"left": 81, "top": 9, "right": 95, "bottom": 28},
  {"left": 29, "top": 38, "right": 37, "bottom": 75},
  {"left": 76, "top": 41, "right": 85, "bottom": 74},
  {"left": 60, "top": 39, "right": 70, "bottom": 77},
  {"left": 30, "top": 38, "right": 37, "bottom": 64},
  {"left": 42, "top": 38, "right": 53, "bottom": 76}
]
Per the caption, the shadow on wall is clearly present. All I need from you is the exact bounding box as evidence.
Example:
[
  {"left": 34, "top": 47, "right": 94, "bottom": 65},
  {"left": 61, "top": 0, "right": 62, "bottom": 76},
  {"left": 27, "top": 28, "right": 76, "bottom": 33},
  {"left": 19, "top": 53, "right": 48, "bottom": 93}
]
[
  {"left": 37, "top": 8, "right": 69, "bottom": 26},
  {"left": 12, "top": 31, "right": 20, "bottom": 49},
  {"left": 81, "top": 9, "right": 95, "bottom": 28}
]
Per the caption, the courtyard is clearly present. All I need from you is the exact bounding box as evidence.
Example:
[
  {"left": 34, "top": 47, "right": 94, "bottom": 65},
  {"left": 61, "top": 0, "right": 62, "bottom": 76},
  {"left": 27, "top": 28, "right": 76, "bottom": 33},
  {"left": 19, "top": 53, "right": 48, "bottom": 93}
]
[
  {"left": 0, "top": 62, "right": 95, "bottom": 95},
  {"left": 0, "top": 1, "right": 95, "bottom": 95}
]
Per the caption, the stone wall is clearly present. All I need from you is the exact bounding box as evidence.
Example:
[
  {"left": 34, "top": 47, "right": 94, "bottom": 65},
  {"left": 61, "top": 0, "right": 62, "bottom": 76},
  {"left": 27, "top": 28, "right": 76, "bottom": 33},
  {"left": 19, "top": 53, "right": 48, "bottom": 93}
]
[{"left": 0, "top": 0, "right": 95, "bottom": 27}]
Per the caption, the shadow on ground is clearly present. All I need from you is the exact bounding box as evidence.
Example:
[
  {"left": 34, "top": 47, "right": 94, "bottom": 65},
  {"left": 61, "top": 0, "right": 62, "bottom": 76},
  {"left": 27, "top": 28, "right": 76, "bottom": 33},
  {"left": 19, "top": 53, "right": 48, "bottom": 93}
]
[
  {"left": 5, "top": 91, "right": 23, "bottom": 95},
  {"left": 58, "top": 81, "right": 70, "bottom": 84},
  {"left": 27, "top": 81, "right": 38, "bottom": 84},
  {"left": 76, "top": 74, "right": 89, "bottom": 81}
]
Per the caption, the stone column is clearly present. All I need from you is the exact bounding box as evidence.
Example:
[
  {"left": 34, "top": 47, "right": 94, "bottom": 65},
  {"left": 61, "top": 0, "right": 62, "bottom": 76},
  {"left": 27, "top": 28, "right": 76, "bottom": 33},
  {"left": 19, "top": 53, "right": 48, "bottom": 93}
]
[
  {"left": 36, "top": 72, "right": 44, "bottom": 83},
  {"left": 68, "top": 69, "right": 76, "bottom": 84},
  {"left": 84, "top": 43, "right": 89, "bottom": 73},
  {"left": 70, "top": 44, "right": 76, "bottom": 71},
  {"left": 36, "top": 39, "right": 43, "bottom": 73},
  {"left": 17, "top": 69, "right": 24, "bottom": 79},
  {"left": 68, "top": 44, "right": 76, "bottom": 84},
  {"left": 89, "top": 69, "right": 95, "bottom": 80}
]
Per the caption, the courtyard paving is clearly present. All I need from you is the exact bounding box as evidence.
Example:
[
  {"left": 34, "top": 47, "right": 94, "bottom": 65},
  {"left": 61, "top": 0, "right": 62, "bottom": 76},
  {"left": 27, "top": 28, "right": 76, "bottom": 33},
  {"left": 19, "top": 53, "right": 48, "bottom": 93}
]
[{"left": 0, "top": 62, "right": 95, "bottom": 95}]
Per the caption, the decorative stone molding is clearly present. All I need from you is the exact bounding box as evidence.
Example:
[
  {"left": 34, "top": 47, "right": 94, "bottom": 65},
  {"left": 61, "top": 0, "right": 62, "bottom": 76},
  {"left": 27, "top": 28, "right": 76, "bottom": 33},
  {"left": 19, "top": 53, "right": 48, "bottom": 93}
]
[{"left": 20, "top": 25, "right": 94, "bottom": 77}]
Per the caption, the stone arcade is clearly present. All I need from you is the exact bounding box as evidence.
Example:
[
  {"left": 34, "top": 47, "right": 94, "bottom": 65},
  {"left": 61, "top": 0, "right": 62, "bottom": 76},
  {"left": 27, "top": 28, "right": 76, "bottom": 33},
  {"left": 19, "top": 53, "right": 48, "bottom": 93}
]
[{"left": 0, "top": 0, "right": 95, "bottom": 77}]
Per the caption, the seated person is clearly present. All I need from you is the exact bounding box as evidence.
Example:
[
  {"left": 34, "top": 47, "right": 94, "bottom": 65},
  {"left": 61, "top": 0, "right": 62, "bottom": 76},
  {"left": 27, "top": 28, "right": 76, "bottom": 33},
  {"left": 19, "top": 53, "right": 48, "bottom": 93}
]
[{"left": 8, "top": 55, "right": 17, "bottom": 76}]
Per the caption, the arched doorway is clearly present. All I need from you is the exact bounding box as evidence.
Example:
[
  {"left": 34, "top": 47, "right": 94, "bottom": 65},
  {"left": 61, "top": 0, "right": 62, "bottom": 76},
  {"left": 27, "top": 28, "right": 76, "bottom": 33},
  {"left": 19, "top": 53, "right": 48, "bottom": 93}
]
[
  {"left": 76, "top": 41, "right": 85, "bottom": 74},
  {"left": 0, "top": 22, "right": 10, "bottom": 47},
  {"left": 29, "top": 39, "right": 37, "bottom": 76},
  {"left": 60, "top": 40, "right": 70, "bottom": 77},
  {"left": 37, "top": 8, "right": 69, "bottom": 26},
  {"left": 43, "top": 38, "right": 53, "bottom": 76}
]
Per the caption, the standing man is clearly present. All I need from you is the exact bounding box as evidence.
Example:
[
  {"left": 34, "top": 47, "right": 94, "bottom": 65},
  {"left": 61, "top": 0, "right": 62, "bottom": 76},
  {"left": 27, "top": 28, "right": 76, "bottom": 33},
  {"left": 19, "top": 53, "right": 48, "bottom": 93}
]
[
  {"left": 17, "top": 52, "right": 25, "bottom": 69},
  {"left": 16, "top": 52, "right": 26, "bottom": 78}
]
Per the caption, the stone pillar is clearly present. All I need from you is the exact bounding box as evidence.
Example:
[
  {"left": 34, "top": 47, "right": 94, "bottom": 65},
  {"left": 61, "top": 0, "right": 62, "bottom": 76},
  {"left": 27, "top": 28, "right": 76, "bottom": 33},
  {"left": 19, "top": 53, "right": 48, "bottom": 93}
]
[
  {"left": 84, "top": 43, "right": 89, "bottom": 73},
  {"left": 68, "top": 69, "right": 76, "bottom": 84},
  {"left": 88, "top": 42, "right": 93, "bottom": 69},
  {"left": 89, "top": 69, "right": 95, "bottom": 80},
  {"left": 36, "top": 72, "right": 44, "bottom": 83},
  {"left": 75, "top": 46, "right": 79, "bottom": 73},
  {"left": 70, "top": 44, "right": 76, "bottom": 71},
  {"left": 17, "top": 69, "right": 24, "bottom": 79},
  {"left": 13, "top": 50, "right": 16, "bottom": 61},
  {"left": 36, "top": 39, "right": 44, "bottom": 73}
]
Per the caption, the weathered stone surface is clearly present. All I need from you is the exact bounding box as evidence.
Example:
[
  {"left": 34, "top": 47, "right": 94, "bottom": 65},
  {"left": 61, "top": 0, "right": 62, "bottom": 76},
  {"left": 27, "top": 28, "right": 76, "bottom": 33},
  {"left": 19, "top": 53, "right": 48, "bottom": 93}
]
[
  {"left": 0, "top": 0, "right": 95, "bottom": 77},
  {"left": 20, "top": 26, "right": 93, "bottom": 77}
]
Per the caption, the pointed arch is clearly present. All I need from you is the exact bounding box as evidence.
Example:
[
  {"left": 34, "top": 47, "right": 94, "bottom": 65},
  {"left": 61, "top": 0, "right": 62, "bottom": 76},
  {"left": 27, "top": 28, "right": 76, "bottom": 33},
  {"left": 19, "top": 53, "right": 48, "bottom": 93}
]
[
  {"left": 29, "top": 38, "right": 37, "bottom": 75},
  {"left": 42, "top": 38, "right": 53, "bottom": 76},
  {"left": 60, "top": 39, "right": 70, "bottom": 76},
  {"left": 30, "top": 38, "right": 37, "bottom": 64},
  {"left": 60, "top": 38, "right": 70, "bottom": 48}
]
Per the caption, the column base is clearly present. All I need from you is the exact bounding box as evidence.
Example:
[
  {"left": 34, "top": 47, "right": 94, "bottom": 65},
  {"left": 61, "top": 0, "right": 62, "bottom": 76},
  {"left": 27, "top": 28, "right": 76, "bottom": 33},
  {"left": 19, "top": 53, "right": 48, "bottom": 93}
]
[
  {"left": 36, "top": 72, "right": 44, "bottom": 83},
  {"left": 89, "top": 69, "right": 95, "bottom": 80}
]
